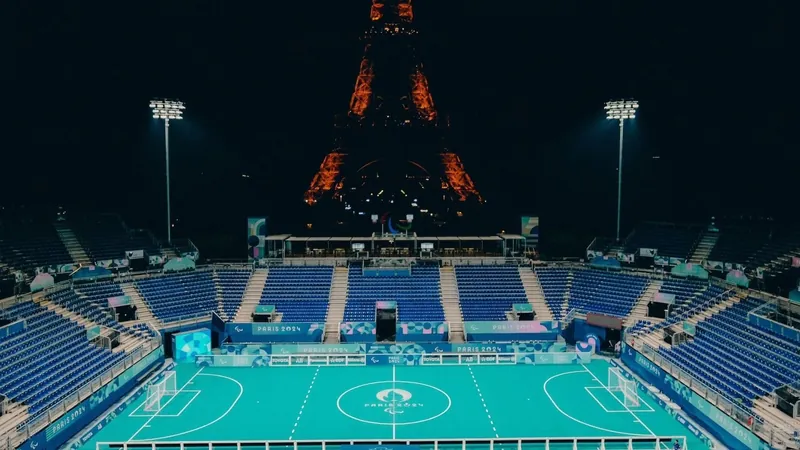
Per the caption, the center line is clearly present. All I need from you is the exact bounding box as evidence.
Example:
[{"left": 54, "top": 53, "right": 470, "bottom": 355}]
[
  {"left": 392, "top": 364, "right": 397, "bottom": 439},
  {"left": 289, "top": 367, "right": 320, "bottom": 440},
  {"left": 468, "top": 366, "right": 499, "bottom": 438}
]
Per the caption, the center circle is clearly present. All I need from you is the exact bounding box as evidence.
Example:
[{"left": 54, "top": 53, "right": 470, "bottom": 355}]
[{"left": 336, "top": 380, "right": 452, "bottom": 426}]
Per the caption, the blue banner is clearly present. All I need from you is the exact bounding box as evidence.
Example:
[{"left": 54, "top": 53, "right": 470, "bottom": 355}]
[
  {"left": 621, "top": 343, "right": 771, "bottom": 450},
  {"left": 29, "top": 346, "right": 164, "bottom": 449},
  {"left": 340, "top": 321, "right": 376, "bottom": 343},
  {"left": 172, "top": 328, "right": 212, "bottom": 363},
  {"left": 0, "top": 319, "right": 26, "bottom": 340},
  {"left": 396, "top": 321, "right": 448, "bottom": 342},
  {"left": 272, "top": 343, "right": 363, "bottom": 354},
  {"left": 225, "top": 322, "right": 325, "bottom": 343},
  {"left": 367, "top": 354, "right": 422, "bottom": 365},
  {"left": 464, "top": 320, "right": 560, "bottom": 341},
  {"left": 748, "top": 313, "right": 800, "bottom": 344},
  {"left": 609, "top": 358, "right": 713, "bottom": 449}
]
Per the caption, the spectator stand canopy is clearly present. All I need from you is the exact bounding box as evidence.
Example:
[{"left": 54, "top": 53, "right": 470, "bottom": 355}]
[
  {"left": 70, "top": 265, "right": 114, "bottom": 284},
  {"left": 29, "top": 273, "right": 55, "bottom": 292}
]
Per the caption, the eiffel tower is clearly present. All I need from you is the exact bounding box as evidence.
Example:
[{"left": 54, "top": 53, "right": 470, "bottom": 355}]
[{"left": 304, "top": 0, "right": 483, "bottom": 232}]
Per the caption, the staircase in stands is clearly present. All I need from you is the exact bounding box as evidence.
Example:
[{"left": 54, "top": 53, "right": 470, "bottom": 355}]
[
  {"left": 54, "top": 223, "right": 91, "bottom": 265},
  {"left": 36, "top": 295, "right": 149, "bottom": 354},
  {"left": 324, "top": 266, "right": 348, "bottom": 343},
  {"left": 519, "top": 267, "right": 553, "bottom": 321},
  {"left": 636, "top": 289, "right": 745, "bottom": 351},
  {"left": 560, "top": 270, "right": 574, "bottom": 319},
  {"left": 439, "top": 266, "right": 464, "bottom": 342},
  {"left": 211, "top": 269, "right": 227, "bottom": 321},
  {"left": 235, "top": 268, "right": 268, "bottom": 322},
  {"left": 624, "top": 279, "right": 663, "bottom": 328},
  {"left": 120, "top": 282, "right": 160, "bottom": 330},
  {"left": 689, "top": 230, "right": 719, "bottom": 264}
]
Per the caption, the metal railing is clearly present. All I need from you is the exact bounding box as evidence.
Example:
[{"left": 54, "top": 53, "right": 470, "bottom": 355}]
[
  {"left": 7, "top": 337, "right": 162, "bottom": 448},
  {"left": 629, "top": 338, "right": 790, "bottom": 449},
  {"left": 634, "top": 288, "right": 736, "bottom": 336},
  {"left": 96, "top": 436, "right": 689, "bottom": 450}
]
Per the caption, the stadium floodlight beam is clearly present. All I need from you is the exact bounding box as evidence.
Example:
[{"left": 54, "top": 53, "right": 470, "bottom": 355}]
[
  {"left": 604, "top": 99, "right": 638, "bottom": 242},
  {"left": 149, "top": 99, "right": 185, "bottom": 245}
]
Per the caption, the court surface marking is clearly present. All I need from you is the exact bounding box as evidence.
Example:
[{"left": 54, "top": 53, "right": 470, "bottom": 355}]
[{"left": 80, "top": 360, "right": 700, "bottom": 449}]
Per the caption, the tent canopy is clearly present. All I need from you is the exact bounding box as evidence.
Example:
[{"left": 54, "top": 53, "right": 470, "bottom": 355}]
[
  {"left": 29, "top": 273, "right": 55, "bottom": 292},
  {"left": 71, "top": 266, "right": 114, "bottom": 283}
]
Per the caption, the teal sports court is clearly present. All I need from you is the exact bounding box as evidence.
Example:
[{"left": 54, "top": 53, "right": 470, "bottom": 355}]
[{"left": 85, "top": 359, "right": 699, "bottom": 450}]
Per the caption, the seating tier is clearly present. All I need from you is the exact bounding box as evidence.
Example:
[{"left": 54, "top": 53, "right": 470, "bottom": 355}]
[
  {"left": 456, "top": 265, "right": 526, "bottom": 321},
  {"left": 0, "top": 301, "right": 126, "bottom": 415},
  {"left": 345, "top": 265, "right": 443, "bottom": 322},
  {"left": 260, "top": 267, "right": 332, "bottom": 322}
]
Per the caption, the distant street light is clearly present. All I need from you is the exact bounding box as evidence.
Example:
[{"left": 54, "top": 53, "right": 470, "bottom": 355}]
[
  {"left": 604, "top": 99, "right": 638, "bottom": 242},
  {"left": 150, "top": 99, "right": 185, "bottom": 245}
]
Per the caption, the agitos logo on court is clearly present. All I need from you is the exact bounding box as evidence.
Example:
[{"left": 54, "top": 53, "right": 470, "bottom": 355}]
[
  {"left": 337, "top": 380, "right": 451, "bottom": 426},
  {"left": 370, "top": 388, "right": 420, "bottom": 415}
]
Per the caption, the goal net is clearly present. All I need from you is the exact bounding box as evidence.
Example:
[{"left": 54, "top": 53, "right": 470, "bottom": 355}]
[
  {"left": 144, "top": 370, "right": 177, "bottom": 412},
  {"left": 608, "top": 367, "right": 640, "bottom": 407}
]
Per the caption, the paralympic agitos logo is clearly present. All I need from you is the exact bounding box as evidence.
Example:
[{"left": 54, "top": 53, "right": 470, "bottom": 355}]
[{"left": 381, "top": 212, "right": 412, "bottom": 234}]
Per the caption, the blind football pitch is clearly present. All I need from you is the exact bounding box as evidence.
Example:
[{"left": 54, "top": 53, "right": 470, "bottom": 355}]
[{"left": 85, "top": 360, "right": 701, "bottom": 449}]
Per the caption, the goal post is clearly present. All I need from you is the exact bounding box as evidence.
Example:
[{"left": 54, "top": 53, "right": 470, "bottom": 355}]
[
  {"left": 143, "top": 370, "right": 177, "bottom": 412},
  {"left": 608, "top": 367, "right": 640, "bottom": 407}
]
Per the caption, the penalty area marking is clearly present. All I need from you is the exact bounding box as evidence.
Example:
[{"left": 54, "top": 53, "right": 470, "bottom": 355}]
[
  {"left": 129, "top": 373, "right": 244, "bottom": 442},
  {"left": 584, "top": 387, "right": 654, "bottom": 414},
  {"left": 336, "top": 379, "right": 452, "bottom": 426},
  {"left": 128, "top": 390, "right": 201, "bottom": 417}
]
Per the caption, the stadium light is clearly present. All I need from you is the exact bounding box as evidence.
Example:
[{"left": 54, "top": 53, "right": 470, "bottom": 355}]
[
  {"left": 150, "top": 99, "right": 185, "bottom": 245},
  {"left": 604, "top": 99, "right": 638, "bottom": 242}
]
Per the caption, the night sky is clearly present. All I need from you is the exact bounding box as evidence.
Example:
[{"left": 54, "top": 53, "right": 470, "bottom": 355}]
[{"left": 7, "top": 1, "right": 790, "bottom": 258}]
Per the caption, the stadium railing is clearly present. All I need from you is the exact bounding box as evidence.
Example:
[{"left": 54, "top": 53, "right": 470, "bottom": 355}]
[
  {"left": 629, "top": 338, "right": 790, "bottom": 449},
  {"left": 197, "top": 351, "right": 582, "bottom": 368},
  {"left": 96, "top": 436, "right": 688, "bottom": 450},
  {"left": 7, "top": 336, "right": 162, "bottom": 450}
]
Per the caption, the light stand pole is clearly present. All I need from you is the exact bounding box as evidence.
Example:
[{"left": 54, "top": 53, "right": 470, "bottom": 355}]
[
  {"left": 604, "top": 99, "right": 638, "bottom": 242},
  {"left": 150, "top": 99, "right": 185, "bottom": 245}
]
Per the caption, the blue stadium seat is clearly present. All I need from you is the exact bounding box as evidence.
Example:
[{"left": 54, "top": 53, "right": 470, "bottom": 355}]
[
  {"left": 534, "top": 267, "right": 570, "bottom": 320},
  {"left": 658, "top": 296, "right": 800, "bottom": 408},
  {"left": 260, "top": 266, "right": 332, "bottom": 322},
  {"left": 215, "top": 268, "right": 249, "bottom": 320},
  {"left": 136, "top": 272, "right": 218, "bottom": 322},
  {"left": 456, "top": 265, "right": 526, "bottom": 321},
  {"left": 344, "top": 264, "right": 443, "bottom": 322},
  {"left": 0, "top": 301, "right": 126, "bottom": 415},
  {"left": 0, "top": 222, "right": 74, "bottom": 271},
  {"left": 566, "top": 269, "right": 648, "bottom": 317}
]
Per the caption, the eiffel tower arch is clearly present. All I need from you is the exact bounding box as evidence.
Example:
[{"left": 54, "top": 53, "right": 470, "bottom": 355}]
[{"left": 304, "top": 0, "right": 483, "bottom": 234}]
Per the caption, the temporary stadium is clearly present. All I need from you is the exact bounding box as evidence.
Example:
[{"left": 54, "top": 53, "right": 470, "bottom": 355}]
[{"left": 3, "top": 2, "right": 797, "bottom": 450}]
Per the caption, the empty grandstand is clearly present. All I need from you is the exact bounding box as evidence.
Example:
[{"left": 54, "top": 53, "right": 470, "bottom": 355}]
[
  {"left": 260, "top": 266, "right": 333, "bottom": 322},
  {"left": 345, "top": 263, "right": 443, "bottom": 322},
  {"left": 455, "top": 265, "right": 527, "bottom": 321}
]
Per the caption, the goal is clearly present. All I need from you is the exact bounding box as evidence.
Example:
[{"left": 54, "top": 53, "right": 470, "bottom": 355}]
[
  {"left": 144, "top": 370, "right": 177, "bottom": 412},
  {"left": 608, "top": 367, "right": 640, "bottom": 407}
]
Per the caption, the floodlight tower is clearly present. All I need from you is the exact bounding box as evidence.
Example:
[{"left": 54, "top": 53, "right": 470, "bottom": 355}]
[
  {"left": 149, "top": 99, "right": 185, "bottom": 245},
  {"left": 604, "top": 99, "right": 638, "bottom": 242}
]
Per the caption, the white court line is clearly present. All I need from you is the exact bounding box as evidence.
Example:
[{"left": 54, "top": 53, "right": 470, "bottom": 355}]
[
  {"left": 583, "top": 365, "right": 669, "bottom": 449},
  {"left": 133, "top": 372, "right": 244, "bottom": 441},
  {"left": 128, "top": 367, "right": 204, "bottom": 441},
  {"left": 392, "top": 365, "right": 396, "bottom": 440},
  {"left": 288, "top": 367, "right": 321, "bottom": 440},
  {"left": 467, "top": 366, "right": 499, "bottom": 438},
  {"left": 584, "top": 387, "right": 611, "bottom": 413},
  {"left": 128, "top": 391, "right": 201, "bottom": 417},
  {"left": 543, "top": 370, "right": 649, "bottom": 437},
  {"left": 584, "top": 387, "right": 655, "bottom": 413}
]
